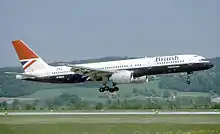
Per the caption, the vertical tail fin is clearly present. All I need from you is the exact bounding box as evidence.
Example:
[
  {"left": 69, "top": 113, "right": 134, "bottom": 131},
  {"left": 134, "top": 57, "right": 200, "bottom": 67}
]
[{"left": 12, "top": 40, "right": 50, "bottom": 73}]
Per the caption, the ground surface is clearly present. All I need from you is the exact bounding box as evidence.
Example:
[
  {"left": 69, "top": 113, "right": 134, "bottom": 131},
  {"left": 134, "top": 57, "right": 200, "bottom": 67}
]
[
  {"left": 25, "top": 81, "right": 210, "bottom": 101},
  {"left": 0, "top": 114, "right": 220, "bottom": 134}
]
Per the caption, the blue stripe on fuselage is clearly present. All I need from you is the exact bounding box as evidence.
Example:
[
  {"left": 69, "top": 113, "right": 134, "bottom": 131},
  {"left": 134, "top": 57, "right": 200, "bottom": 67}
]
[{"left": 25, "top": 74, "right": 90, "bottom": 83}]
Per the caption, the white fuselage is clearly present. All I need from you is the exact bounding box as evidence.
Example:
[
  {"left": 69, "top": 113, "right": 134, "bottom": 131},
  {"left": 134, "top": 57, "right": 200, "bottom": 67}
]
[
  {"left": 19, "top": 54, "right": 213, "bottom": 84},
  {"left": 24, "top": 66, "right": 73, "bottom": 77},
  {"left": 74, "top": 54, "right": 209, "bottom": 72}
]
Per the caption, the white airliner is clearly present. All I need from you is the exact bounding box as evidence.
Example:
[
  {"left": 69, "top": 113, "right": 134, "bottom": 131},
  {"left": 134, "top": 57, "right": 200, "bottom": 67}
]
[{"left": 6, "top": 40, "right": 214, "bottom": 93}]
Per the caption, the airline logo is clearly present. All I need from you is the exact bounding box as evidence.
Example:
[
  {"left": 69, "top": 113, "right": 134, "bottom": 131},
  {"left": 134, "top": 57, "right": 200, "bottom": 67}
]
[
  {"left": 12, "top": 40, "right": 39, "bottom": 71},
  {"left": 20, "top": 59, "right": 37, "bottom": 70},
  {"left": 155, "top": 56, "right": 179, "bottom": 62},
  {"left": 12, "top": 40, "right": 39, "bottom": 60}
]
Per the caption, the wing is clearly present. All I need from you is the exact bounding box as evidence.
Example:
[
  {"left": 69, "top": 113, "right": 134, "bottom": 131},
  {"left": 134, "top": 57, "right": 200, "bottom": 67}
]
[
  {"left": 4, "top": 72, "right": 37, "bottom": 78},
  {"left": 65, "top": 64, "right": 115, "bottom": 81}
]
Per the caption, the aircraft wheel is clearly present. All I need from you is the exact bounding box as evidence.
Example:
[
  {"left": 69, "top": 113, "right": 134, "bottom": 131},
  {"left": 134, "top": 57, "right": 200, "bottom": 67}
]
[
  {"left": 99, "top": 87, "right": 105, "bottom": 92},
  {"left": 186, "top": 73, "right": 191, "bottom": 85},
  {"left": 186, "top": 80, "right": 191, "bottom": 85},
  {"left": 114, "top": 87, "right": 119, "bottom": 91},
  {"left": 108, "top": 87, "right": 119, "bottom": 93},
  {"left": 104, "top": 86, "right": 109, "bottom": 91},
  {"left": 109, "top": 88, "right": 115, "bottom": 93}
]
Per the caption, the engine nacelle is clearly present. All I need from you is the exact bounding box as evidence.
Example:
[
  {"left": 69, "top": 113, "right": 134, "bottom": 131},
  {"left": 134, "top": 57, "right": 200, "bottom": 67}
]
[
  {"left": 131, "top": 75, "right": 148, "bottom": 83},
  {"left": 109, "top": 70, "right": 148, "bottom": 84}
]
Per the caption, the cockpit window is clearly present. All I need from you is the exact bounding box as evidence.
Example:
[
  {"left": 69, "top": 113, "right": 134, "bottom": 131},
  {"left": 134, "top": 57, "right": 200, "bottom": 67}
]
[{"left": 199, "top": 58, "right": 207, "bottom": 62}]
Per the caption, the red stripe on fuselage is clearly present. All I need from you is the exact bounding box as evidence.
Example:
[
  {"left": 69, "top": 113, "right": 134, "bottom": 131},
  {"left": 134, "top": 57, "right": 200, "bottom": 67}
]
[{"left": 24, "top": 60, "right": 36, "bottom": 70}]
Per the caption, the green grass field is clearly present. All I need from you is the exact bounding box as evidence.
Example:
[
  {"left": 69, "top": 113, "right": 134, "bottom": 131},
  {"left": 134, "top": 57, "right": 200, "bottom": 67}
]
[
  {"left": 24, "top": 81, "right": 209, "bottom": 101},
  {"left": 3, "top": 109, "right": 219, "bottom": 112},
  {"left": 0, "top": 114, "right": 220, "bottom": 134}
]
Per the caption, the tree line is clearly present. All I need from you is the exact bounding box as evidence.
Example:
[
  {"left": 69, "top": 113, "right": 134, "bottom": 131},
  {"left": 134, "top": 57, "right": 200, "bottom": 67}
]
[{"left": 1, "top": 92, "right": 220, "bottom": 111}]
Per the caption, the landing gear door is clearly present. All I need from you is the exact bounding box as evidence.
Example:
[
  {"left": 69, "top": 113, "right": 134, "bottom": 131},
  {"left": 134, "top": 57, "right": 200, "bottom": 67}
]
[{"left": 147, "top": 60, "right": 152, "bottom": 70}]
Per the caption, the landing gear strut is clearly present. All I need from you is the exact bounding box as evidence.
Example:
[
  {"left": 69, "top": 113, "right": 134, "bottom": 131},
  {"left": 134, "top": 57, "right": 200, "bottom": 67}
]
[
  {"left": 186, "top": 72, "right": 192, "bottom": 85},
  {"left": 98, "top": 82, "right": 119, "bottom": 93}
]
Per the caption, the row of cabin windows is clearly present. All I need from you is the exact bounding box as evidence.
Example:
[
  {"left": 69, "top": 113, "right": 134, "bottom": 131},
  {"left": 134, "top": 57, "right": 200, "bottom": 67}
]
[
  {"left": 157, "top": 60, "right": 184, "bottom": 64},
  {"left": 98, "top": 65, "right": 129, "bottom": 70},
  {"left": 98, "top": 64, "right": 143, "bottom": 70},
  {"left": 52, "top": 71, "right": 71, "bottom": 74},
  {"left": 98, "top": 60, "right": 185, "bottom": 70}
]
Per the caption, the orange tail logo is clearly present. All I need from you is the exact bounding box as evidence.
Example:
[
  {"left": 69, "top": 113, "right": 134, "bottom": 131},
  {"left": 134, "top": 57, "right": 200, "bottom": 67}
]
[
  {"left": 12, "top": 40, "right": 38, "bottom": 70},
  {"left": 12, "top": 40, "right": 38, "bottom": 60}
]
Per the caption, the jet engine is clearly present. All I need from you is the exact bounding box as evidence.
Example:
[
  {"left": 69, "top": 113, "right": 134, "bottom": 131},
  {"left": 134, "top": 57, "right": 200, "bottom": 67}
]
[{"left": 109, "top": 70, "right": 148, "bottom": 84}]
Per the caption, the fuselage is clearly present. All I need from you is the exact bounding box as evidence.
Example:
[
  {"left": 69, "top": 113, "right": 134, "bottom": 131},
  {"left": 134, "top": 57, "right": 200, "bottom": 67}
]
[{"left": 19, "top": 54, "right": 213, "bottom": 83}]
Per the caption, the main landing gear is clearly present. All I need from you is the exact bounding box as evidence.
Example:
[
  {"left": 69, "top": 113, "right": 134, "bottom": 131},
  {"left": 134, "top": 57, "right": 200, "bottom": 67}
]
[
  {"left": 98, "top": 82, "right": 119, "bottom": 93},
  {"left": 186, "top": 72, "right": 193, "bottom": 85}
]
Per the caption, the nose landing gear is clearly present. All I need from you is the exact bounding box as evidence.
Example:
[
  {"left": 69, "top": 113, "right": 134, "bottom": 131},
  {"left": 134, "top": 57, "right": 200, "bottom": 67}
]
[{"left": 186, "top": 72, "right": 193, "bottom": 85}]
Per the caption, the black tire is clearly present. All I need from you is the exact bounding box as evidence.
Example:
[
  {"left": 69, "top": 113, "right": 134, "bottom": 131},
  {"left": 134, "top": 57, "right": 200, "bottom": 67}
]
[
  {"left": 109, "top": 88, "right": 114, "bottom": 93},
  {"left": 186, "top": 81, "right": 191, "bottom": 85},
  {"left": 104, "top": 86, "right": 109, "bottom": 91},
  {"left": 99, "top": 87, "right": 105, "bottom": 92},
  {"left": 114, "top": 87, "right": 119, "bottom": 91}
]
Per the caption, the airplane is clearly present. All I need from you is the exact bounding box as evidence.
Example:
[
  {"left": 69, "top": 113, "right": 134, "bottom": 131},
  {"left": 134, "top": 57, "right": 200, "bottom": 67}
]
[{"left": 6, "top": 40, "right": 214, "bottom": 93}]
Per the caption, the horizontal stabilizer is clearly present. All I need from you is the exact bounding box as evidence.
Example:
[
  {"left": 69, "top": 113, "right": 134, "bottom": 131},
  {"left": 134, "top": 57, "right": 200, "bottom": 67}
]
[{"left": 4, "top": 72, "right": 36, "bottom": 79}]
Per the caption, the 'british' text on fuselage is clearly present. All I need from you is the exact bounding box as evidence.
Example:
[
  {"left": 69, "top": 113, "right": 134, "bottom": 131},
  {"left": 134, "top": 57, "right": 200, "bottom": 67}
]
[{"left": 155, "top": 56, "right": 179, "bottom": 62}]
